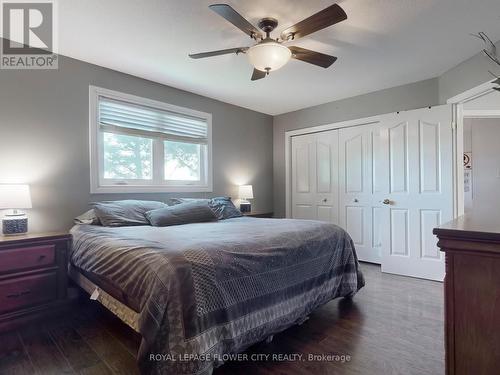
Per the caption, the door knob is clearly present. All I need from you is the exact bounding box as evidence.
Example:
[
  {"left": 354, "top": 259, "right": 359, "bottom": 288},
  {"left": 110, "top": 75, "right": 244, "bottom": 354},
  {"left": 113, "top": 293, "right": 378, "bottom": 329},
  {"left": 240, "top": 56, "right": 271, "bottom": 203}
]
[
  {"left": 322, "top": 198, "right": 328, "bottom": 203},
  {"left": 382, "top": 199, "right": 390, "bottom": 205},
  {"left": 353, "top": 198, "right": 359, "bottom": 203}
]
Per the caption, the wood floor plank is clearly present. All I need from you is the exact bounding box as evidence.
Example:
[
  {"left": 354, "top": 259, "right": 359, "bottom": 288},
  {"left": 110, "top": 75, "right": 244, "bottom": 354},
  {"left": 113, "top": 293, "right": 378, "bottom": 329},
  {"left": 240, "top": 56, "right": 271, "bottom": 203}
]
[
  {"left": 75, "top": 314, "right": 139, "bottom": 375},
  {"left": 215, "top": 263, "right": 444, "bottom": 375},
  {"left": 78, "top": 361, "right": 113, "bottom": 375},
  {"left": 0, "top": 331, "right": 35, "bottom": 375},
  {"left": 48, "top": 323, "right": 108, "bottom": 373},
  {"left": 19, "top": 327, "right": 75, "bottom": 375},
  {"left": 1, "top": 264, "right": 444, "bottom": 375},
  {"left": 94, "top": 306, "right": 141, "bottom": 357}
]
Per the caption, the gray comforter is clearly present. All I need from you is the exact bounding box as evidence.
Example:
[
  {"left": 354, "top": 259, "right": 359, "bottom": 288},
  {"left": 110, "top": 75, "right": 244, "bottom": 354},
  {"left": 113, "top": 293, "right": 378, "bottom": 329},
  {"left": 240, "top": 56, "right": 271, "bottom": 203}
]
[{"left": 70, "top": 217, "right": 364, "bottom": 374}]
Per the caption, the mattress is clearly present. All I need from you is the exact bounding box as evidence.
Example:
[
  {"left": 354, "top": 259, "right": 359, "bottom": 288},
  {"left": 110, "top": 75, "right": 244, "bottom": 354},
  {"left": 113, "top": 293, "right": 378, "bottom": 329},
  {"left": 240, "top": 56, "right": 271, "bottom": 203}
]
[{"left": 70, "top": 217, "right": 364, "bottom": 374}]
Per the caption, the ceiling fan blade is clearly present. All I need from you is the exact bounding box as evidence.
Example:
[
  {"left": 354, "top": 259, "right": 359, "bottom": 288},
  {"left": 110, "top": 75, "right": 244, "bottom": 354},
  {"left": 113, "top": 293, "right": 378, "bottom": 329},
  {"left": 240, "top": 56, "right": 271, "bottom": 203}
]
[
  {"left": 189, "top": 47, "right": 248, "bottom": 59},
  {"left": 289, "top": 46, "right": 337, "bottom": 68},
  {"left": 280, "top": 4, "right": 347, "bottom": 41},
  {"left": 251, "top": 68, "right": 267, "bottom": 81},
  {"left": 209, "top": 4, "right": 263, "bottom": 40}
]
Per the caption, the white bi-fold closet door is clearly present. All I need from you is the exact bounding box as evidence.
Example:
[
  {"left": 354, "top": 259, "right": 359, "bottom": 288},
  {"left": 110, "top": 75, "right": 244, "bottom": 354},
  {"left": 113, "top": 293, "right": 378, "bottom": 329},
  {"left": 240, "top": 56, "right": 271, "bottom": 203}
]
[
  {"left": 291, "top": 130, "right": 339, "bottom": 224},
  {"left": 338, "top": 122, "right": 382, "bottom": 264},
  {"left": 291, "top": 105, "right": 453, "bottom": 281}
]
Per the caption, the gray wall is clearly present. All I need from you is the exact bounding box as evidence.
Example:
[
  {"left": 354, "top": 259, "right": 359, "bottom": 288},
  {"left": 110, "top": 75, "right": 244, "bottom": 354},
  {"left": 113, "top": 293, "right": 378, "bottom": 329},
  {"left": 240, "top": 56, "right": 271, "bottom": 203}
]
[
  {"left": 273, "top": 78, "right": 440, "bottom": 217},
  {"left": 439, "top": 40, "right": 500, "bottom": 103},
  {"left": 0, "top": 54, "right": 273, "bottom": 232}
]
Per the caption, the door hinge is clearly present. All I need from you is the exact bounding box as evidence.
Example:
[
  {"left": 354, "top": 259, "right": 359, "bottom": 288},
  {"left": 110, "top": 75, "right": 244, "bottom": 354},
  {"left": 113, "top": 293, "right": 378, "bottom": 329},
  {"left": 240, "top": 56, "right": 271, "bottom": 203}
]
[{"left": 451, "top": 121, "right": 457, "bottom": 130}]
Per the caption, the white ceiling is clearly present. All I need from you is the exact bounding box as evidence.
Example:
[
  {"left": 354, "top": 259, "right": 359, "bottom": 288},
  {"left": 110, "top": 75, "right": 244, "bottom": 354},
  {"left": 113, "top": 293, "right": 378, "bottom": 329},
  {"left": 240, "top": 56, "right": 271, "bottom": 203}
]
[{"left": 58, "top": 0, "right": 500, "bottom": 115}]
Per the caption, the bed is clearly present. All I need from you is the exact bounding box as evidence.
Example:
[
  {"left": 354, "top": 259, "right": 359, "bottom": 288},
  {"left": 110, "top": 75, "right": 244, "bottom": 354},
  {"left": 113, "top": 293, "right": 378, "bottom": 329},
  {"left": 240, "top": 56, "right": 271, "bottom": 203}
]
[{"left": 69, "top": 216, "right": 364, "bottom": 375}]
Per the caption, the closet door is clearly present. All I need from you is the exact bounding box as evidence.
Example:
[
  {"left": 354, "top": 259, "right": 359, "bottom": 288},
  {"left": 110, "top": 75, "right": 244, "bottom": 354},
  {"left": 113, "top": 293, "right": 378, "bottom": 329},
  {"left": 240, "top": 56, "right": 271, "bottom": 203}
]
[
  {"left": 291, "top": 131, "right": 339, "bottom": 223},
  {"left": 339, "top": 123, "right": 382, "bottom": 263},
  {"left": 290, "top": 105, "right": 453, "bottom": 280},
  {"left": 377, "top": 105, "right": 453, "bottom": 281}
]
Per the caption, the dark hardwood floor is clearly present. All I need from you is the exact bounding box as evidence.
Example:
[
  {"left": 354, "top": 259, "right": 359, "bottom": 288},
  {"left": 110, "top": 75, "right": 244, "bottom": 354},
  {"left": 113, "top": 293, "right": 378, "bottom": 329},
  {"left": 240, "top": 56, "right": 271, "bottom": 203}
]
[{"left": 0, "top": 263, "right": 444, "bottom": 375}]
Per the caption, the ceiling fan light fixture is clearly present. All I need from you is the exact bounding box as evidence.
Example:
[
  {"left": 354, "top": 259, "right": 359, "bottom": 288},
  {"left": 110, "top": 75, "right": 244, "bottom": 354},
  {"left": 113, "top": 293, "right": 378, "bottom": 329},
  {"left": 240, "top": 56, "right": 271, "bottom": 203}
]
[
  {"left": 191, "top": 4, "right": 347, "bottom": 80},
  {"left": 247, "top": 42, "right": 291, "bottom": 73}
]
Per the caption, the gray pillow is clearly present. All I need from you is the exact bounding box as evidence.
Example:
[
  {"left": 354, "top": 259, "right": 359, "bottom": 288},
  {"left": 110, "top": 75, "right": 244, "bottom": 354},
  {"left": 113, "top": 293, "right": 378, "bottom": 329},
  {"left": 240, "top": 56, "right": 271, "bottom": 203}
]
[
  {"left": 92, "top": 200, "right": 167, "bottom": 227},
  {"left": 168, "top": 196, "right": 242, "bottom": 220},
  {"left": 145, "top": 200, "right": 217, "bottom": 227},
  {"left": 209, "top": 197, "right": 242, "bottom": 220},
  {"left": 74, "top": 209, "right": 101, "bottom": 225},
  {"left": 167, "top": 197, "right": 201, "bottom": 205}
]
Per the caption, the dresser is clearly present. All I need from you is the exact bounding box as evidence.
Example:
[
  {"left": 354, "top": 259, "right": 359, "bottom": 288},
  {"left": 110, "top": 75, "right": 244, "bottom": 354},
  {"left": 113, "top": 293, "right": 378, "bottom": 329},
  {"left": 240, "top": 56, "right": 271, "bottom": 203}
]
[
  {"left": 0, "top": 232, "right": 71, "bottom": 332},
  {"left": 434, "top": 213, "right": 500, "bottom": 375}
]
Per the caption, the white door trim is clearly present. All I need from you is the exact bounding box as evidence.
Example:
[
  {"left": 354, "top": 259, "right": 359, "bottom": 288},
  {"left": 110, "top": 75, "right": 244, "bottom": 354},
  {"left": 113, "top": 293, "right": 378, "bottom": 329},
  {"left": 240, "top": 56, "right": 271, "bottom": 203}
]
[
  {"left": 285, "top": 115, "right": 382, "bottom": 218},
  {"left": 447, "top": 79, "right": 500, "bottom": 217},
  {"left": 462, "top": 110, "right": 500, "bottom": 118},
  {"left": 446, "top": 80, "right": 498, "bottom": 105}
]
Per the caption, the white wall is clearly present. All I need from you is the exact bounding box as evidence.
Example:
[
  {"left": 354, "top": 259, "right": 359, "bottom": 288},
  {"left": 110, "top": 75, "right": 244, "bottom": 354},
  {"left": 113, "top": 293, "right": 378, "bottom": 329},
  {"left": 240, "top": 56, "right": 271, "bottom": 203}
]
[
  {"left": 467, "top": 118, "right": 500, "bottom": 213},
  {"left": 463, "top": 120, "right": 473, "bottom": 213}
]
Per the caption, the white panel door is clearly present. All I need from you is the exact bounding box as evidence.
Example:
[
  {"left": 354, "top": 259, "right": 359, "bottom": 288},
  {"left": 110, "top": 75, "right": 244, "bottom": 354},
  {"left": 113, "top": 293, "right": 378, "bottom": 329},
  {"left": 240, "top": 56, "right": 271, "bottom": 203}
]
[
  {"left": 339, "top": 123, "right": 383, "bottom": 263},
  {"left": 290, "top": 105, "right": 452, "bottom": 280},
  {"left": 377, "top": 105, "right": 453, "bottom": 281},
  {"left": 291, "top": 131, "right": 339, "bottom": 224}
]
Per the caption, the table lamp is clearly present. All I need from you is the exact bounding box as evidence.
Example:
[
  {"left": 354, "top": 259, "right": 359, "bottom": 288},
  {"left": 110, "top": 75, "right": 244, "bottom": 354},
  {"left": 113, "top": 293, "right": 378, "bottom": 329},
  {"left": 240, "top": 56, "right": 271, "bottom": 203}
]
[
  {"left": 238, "top": 185, "right": 253, "bottom": 213},
  {"left": 0, "top": 184, "right": 32, "bottom": 235}
]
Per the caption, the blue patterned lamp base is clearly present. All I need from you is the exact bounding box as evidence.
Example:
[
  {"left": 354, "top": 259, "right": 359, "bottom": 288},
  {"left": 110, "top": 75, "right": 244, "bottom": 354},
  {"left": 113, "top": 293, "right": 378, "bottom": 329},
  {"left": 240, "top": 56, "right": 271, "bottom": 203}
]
[
  {"left": 240, "top": 202, "right": 251, "bottom": 213},
  {"left": 2, "top": 216, "right": 28, "bottom": 235}
]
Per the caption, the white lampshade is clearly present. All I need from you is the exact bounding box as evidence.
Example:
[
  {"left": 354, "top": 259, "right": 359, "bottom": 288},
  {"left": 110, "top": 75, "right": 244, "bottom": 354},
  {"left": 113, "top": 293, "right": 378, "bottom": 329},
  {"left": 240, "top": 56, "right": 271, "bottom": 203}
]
[
  {"left": 238, "top": 185, "right": 254, "bottom": 200},
  {"left": 0, "top": 184, "right": 32, "bottom": 209},
  {"left": 247, "top": 42, "right": 291, "bottom": 72}
]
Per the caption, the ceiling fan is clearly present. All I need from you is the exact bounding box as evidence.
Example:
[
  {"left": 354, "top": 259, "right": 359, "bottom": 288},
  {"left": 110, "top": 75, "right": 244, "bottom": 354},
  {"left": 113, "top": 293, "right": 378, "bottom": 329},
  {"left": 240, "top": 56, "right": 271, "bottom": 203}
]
[{"left": 189, "top": 3, "right": 347, "bottom": 81}]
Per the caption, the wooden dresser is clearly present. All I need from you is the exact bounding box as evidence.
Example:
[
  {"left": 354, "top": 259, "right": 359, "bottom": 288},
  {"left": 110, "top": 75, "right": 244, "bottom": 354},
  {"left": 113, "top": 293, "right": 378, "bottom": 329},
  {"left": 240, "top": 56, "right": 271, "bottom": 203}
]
[
  {"left": 0, "top": 232, "right": 71, "bottom": 332},
  {"left": 434, "top": 213, "right": 500, "bottom": 375}
]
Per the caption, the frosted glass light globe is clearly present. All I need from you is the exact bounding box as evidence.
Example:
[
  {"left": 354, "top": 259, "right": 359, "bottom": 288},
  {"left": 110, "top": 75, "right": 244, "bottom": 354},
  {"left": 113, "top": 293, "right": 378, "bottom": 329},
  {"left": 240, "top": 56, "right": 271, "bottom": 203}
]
[{"left": 247, "top": 42, "right": 291, "bottom": 72}]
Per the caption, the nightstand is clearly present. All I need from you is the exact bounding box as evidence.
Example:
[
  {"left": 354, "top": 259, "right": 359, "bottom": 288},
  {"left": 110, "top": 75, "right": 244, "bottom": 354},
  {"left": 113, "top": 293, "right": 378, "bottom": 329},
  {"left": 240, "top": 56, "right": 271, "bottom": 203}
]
[
  {"left": 242, "top": 211, "right": 274, "bottom": 218},
  {"left": 0, "top": 232, "right": 71, "bottom": 333}
]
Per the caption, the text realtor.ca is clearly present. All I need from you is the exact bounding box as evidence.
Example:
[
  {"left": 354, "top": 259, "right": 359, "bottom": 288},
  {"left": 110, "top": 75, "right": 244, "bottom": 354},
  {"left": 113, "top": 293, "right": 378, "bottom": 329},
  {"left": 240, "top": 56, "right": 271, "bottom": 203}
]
[
  {"left": 2, "top": 54, "right": 57, "bottom": 68},
  {"left": 1, "top": 1, "right": 58, "bottom": 70}
]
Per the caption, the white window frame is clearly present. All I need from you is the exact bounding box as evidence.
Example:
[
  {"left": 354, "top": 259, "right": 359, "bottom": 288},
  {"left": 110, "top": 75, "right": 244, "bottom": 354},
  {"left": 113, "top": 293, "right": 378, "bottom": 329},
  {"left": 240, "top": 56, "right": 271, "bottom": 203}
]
[{"left": 89, "top": 86, "right": 213, "bottom": 193}]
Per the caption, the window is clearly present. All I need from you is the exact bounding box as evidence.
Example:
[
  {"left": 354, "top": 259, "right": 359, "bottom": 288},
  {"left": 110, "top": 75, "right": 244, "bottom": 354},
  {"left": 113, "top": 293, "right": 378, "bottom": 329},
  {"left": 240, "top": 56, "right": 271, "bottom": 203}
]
[{"left": 90, "top": 86, "right": 212, "bottom": 193}]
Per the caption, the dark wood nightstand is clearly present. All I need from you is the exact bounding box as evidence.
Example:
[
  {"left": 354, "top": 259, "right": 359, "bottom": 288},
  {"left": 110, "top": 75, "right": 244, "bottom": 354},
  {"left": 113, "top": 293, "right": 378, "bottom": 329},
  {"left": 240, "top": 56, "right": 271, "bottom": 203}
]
[
  {"left": 0, "top": 232, "right": 71, "bottom": 333},
  {"left": 242, "top": 211, "right": 274, "bottom": 218}
]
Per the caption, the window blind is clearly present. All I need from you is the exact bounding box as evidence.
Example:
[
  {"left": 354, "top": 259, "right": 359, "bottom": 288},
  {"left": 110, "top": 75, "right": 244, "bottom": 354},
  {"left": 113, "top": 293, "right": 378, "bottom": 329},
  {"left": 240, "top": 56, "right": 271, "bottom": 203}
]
[{"left": 98, "top": 96, "right": 208, "bottom": 143}]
